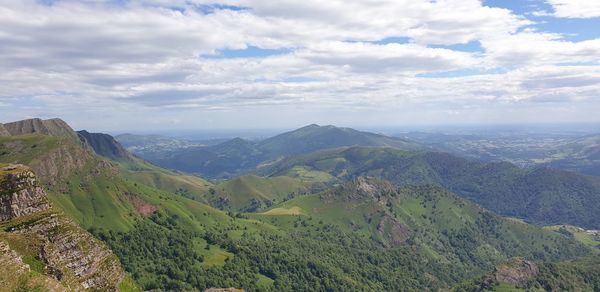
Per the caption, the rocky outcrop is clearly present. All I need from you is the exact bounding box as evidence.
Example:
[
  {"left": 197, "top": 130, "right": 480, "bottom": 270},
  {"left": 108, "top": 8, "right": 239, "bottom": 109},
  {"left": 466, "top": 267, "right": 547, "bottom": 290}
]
[
  {"left": 0, "top": 164, "right": 51, "bottom": 221},
  {"left": 0, "top": 240, "right": 68, "bottom": 291},
  {"left": 0, "top": 123, "right": 9, "bottom": 136},
  {"left": 77, "top": 130, "right": 131, "bottom": 160},
  {"left": 322, "top": 176, "right": 397, "bottom": 204},
  {"left": 11, "top": 214, "right": 125, "bottom": 290},
  {"left": 493, "top": 257, "right": 539, "bottom": 287},
  {"left": 322, "top": 177, "right": 412, "bottom": 247},
  {"left": 32, "top": 141, "right": 95, "bottom": 185},
  {"left": 0, "top": 163, "right": 128, "bottom": 291},
  {"left": 3, "top": 118, "right": 78, "bottom": 140},
  {"left": 377, "top": 215, "right": 412, "bottom": 247}
]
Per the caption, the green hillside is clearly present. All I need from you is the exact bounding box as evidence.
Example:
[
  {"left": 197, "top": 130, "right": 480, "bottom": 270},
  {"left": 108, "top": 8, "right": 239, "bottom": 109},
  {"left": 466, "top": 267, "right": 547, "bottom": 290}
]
[
  {"left": 1, "top": 119, "right": 597, "bottom": 291},
  {"left": 253, "top": 178, "right": 589, "bottom": 271},
  {"left": 207, "top": 175, "right": 315, "bottom": 211},
  {"left": 134, "top": 124, "right": 423, "bottom": 179},
  {"left": 455, "top": 255, "right": 600, "bottom": 291},
  {"left": 258, "top": 146, "right": 600, "bottom": 229}
]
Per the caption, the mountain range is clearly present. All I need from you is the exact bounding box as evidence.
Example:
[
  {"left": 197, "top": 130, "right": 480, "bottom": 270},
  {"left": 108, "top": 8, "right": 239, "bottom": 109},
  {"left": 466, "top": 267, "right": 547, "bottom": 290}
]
[
  {"left": 1, "top": 117, "right": 599, "bottom": 291},
  {"left": 258, "top": 146, "right": 600, "bottom": 229},
  {"left": 121, "top": 124, "right": 423, "bottom": 179}
]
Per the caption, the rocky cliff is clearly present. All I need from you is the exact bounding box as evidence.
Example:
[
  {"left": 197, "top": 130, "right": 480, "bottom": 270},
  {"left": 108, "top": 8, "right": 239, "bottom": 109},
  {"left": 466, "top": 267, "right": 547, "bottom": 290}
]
[
  {"left": 0, "top": 163, "right": 131, "bottom": 291},
  {"left": 0, "top": 123, "right": 9, "bottom": 136},
  {"left": 2, "top": 118, "right": 79, "bottom": 140},
  {"left": 0, "top": 164, "right": 50, "bottom": 221},
  {"left": 77, "top": 130, "right": 131, "bottom": 160}
]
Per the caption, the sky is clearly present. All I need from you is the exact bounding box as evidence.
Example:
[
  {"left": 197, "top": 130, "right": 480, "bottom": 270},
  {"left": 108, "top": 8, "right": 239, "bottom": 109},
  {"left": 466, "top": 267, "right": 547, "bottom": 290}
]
[{"left": 0, "top": 0, "right": 599, "bottom": 131}]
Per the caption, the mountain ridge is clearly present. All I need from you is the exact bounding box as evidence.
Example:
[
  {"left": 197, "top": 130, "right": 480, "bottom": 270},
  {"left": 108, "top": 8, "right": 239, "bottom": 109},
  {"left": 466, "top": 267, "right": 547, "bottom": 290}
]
[
  {"left": 258, "top": 146, "right": 600, "bottom": 229},
  {"left": 78, "top": 130, "right": 131, "bottom": 161},
  {"left": 135, "top": 124, "right": 423, "bottom": 178}
]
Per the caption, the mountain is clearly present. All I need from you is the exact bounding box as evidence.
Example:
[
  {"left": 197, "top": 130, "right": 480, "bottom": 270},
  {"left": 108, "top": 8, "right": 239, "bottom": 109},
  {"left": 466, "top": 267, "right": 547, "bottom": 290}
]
[
  {"left": 134, "top": 124, "right": 423, "bottom": 179},
  {"left": 78, "top": 130, "right": 131, "bottom": 160},
  {"left": 0, "top": 163, "right": 137, "bottom": 291},
  {"left": 2, "top": 118, "right": 79, "bottom": 140},
  {"left": 1, "top": 117, "right": 597, "bottom": 291},
  {"left": 258, "top": 146, "right": 600, "bottom": 229},
  {"left": 248, "top": 177, "right": 589, "bottom": 288},
  {"left": 257, "top": 124, "right": 421, "bottom": 157}
]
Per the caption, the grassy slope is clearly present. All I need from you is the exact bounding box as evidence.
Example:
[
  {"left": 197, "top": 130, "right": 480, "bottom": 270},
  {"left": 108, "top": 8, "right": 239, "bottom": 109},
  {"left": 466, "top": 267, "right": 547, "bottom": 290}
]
[
  {"left": 0, "top": 133, "right": 282, "bottom": 290},
  {"left": 258, "top": 146, "right": 600, "bottom": 229},
  {"left": 209, "top": 175, "right": 312, "bottom": 211},
  {"left": 543, "top": 225, "right": 600, "bottom": 248},
  {"left": 251, "top": 179, "right": 590, "bottom": 277}
]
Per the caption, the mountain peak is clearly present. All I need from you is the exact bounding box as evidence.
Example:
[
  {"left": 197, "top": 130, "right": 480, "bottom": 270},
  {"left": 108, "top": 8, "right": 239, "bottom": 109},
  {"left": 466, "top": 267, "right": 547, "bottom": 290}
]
[{"left": 2, "top": 117, "right": 78, "bottom": 139}]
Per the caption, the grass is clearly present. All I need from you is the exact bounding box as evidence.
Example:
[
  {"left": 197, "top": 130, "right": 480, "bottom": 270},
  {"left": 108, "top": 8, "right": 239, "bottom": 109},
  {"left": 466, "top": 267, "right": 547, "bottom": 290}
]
[
  {"left": 118, "top": 274, "right": 142, "bottom": 292},
  {"left": 544, "top": 225, "right": 600, "bottom": 248},
  {"left": 284, "top": 166, "right": 335, "bottom": 183},
  {"left": 260, "top": 206, "right": 304, "bottom": 215},
  {"left": 210, "top": 174, "right": 311, "bottom": 211},
  {"left": 256, "top": 273, "right": 275, "bottom": 290}
]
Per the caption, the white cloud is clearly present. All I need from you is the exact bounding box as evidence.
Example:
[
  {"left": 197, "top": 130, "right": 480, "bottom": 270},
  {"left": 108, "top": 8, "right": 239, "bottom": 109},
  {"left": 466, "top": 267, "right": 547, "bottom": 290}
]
[
  {"left": 547, "top": 0, "right": 600, "bottom": 18},
  {"left": 0, "top": 0, "right": 598, "bottom": 129}
]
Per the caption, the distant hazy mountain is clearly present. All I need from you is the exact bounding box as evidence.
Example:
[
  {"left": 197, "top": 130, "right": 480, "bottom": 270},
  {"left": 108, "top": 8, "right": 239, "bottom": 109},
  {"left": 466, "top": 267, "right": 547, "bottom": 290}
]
[
  {"left": 401, "top": 130, "right": 600, "bottom": 177},
  {"left": 259, "top": 146, "right": 600, "bottom": 229},
  {"left": 257, "top": 124, "right": 421, "bottom": 156},
  {"left": 135, "top": 124, "right": 423, "bottom": 178},
  {"left": 546, "top": 134, "right": 600, "bottom": 176}
]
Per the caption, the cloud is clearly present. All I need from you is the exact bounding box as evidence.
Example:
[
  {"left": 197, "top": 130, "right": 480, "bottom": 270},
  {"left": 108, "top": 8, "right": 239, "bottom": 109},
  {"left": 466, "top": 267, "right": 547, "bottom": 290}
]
[
  {"left": 0, "top": 0, "right": 599, "bottom": 129},
  {"left": 546, "top": 0, "right": 600, "bottom": 18}
]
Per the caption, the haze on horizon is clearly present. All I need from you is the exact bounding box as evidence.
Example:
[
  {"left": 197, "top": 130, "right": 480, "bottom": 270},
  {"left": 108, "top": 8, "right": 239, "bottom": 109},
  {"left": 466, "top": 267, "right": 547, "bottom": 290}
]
[{"left": 1, "top": 0, "right": 599, "bottom": 132}]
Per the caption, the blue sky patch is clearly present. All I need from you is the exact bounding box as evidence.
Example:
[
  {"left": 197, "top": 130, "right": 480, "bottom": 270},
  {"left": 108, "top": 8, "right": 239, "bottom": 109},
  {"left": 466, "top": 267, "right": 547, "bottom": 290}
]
[
  {"left": 429, "top": 41, "right": 485, "bottom": 53},
  {"left": 417, "top": 67, "right": 509, "bottom": 78},
  {"left": 202, "top": 46, "right": 293, "bottom": 59}
]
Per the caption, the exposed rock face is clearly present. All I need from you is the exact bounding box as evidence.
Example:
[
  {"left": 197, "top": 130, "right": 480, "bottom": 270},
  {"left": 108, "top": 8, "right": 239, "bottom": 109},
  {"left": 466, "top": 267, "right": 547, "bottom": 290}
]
[
  {"left": 493, "top": 257, "right": 539, "bottom": 287},
  {"left": 12, "top": 214, "right": 125, "bottom": 290},
  {"left": 323, "top": 176, "right": 397, "bottom": 204},
  {"left": 3, "top": 118, "right": 78, "bottom": 140},
  {"left": 77, "top": 130, "right": 130, "bottom": 160},
  {"left": 0, "top": 163, "right": 127, "bottom": 291},
  {"left": 0, "top": 123, "right": 9, "bottom": 136},
  {"left": 32, "top": 141, "right": 94, "bottom": 185},
  {"left": 0, "top": 164, "right": 50, "bottom": 221},
  {"left": 377, "top": 215, "right": 412, "bottom": 247},
  {"left": 0, "top": 240, "right": 68, "bottom": 291},
  {"left": 323, "top": 177, "right": 412, "bottom": 247}
]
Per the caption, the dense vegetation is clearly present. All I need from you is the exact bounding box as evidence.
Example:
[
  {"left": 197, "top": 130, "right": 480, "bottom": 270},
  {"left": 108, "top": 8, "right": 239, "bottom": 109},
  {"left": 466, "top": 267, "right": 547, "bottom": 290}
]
[
  {"left": 3, "top": 119, "right": 600, "bottom": 291},
  {"left": 455, "top": 255, "right": 600, "bottom": 291},
  {"left": 259, "top": 146, "right": 600, "bottom": 229},
  {"left": 87, "top": 212, "right": 494, "bottom": 291},
  {"left": 91, "top": 179, "right": 591, "bottom": 291}
]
